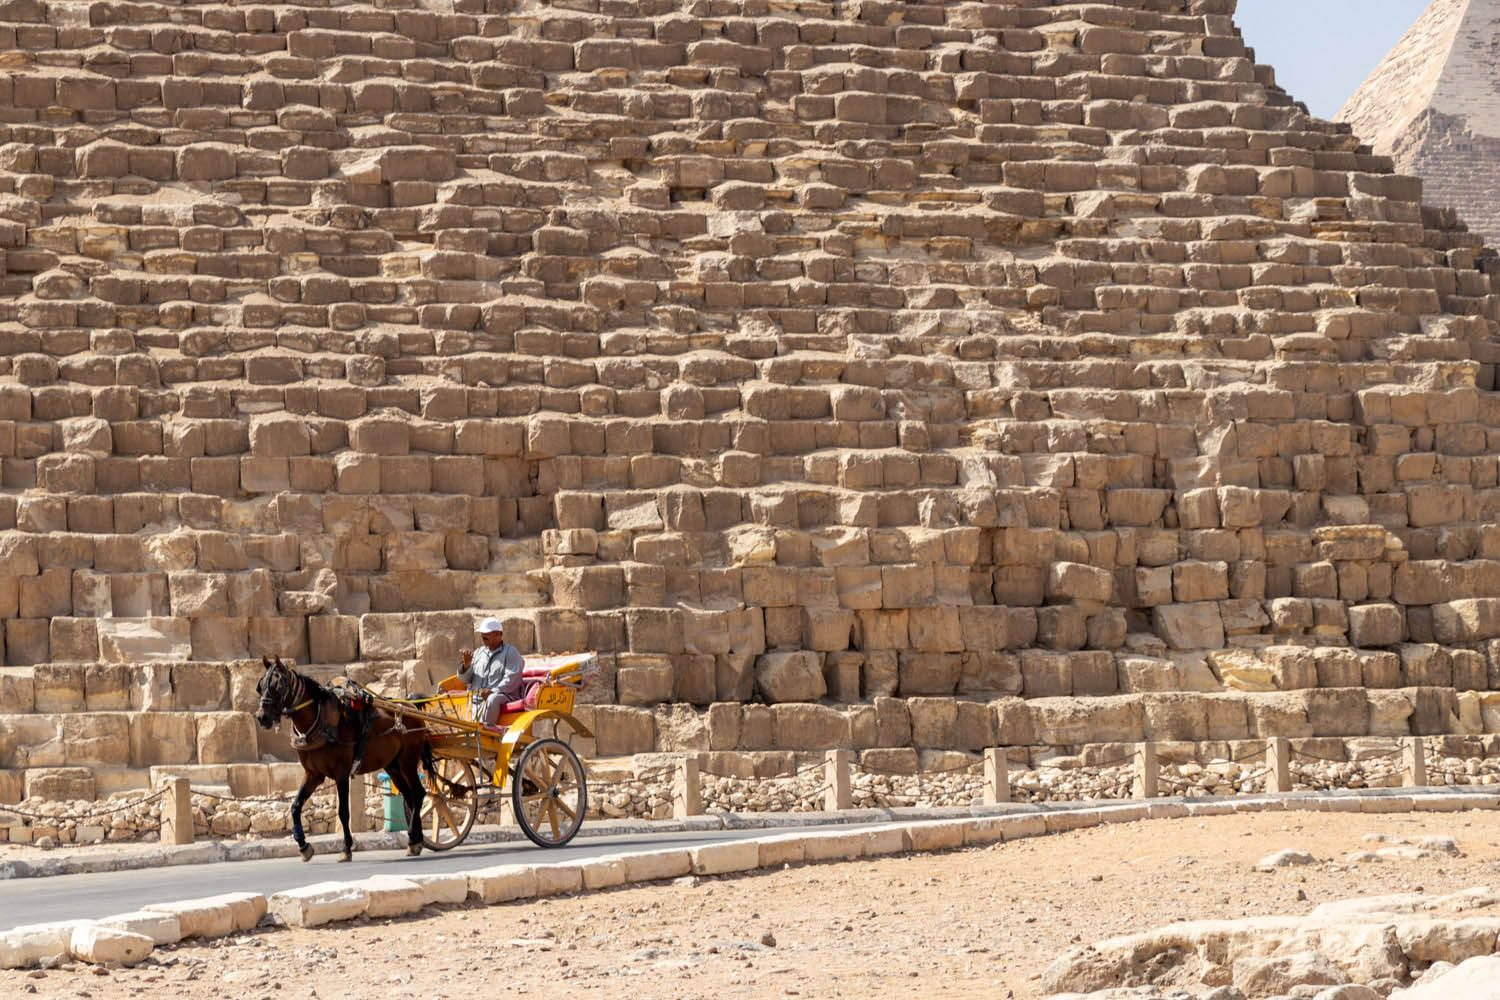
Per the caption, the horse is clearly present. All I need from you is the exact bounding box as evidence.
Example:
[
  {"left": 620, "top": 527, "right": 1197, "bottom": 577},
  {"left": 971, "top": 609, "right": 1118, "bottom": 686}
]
[{"left": 254, "top": 656, "right": 434, "bottom": 862}]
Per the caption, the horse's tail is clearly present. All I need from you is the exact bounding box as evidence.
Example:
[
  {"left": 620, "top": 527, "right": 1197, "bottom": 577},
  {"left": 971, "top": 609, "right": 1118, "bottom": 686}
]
[{"left": 420, "top": 739, "right": 463, "bottom": 795}]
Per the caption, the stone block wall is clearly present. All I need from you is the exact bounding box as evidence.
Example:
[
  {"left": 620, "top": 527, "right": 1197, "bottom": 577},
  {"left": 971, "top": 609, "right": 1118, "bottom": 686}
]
[{"left": 1, "top": 0, "right": 1500, "bottom": 799}]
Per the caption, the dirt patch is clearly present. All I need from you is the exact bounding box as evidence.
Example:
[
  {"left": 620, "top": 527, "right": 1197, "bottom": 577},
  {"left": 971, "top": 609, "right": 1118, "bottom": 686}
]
[{"left": 8, "top": 810, "right": 1500, "bottom": 1000}]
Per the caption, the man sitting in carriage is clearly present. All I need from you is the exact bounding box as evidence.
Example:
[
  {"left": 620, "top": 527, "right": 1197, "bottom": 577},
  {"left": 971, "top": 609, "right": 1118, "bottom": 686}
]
[{"left": 458, "top": 617, "right": 526, "bottom": 727}]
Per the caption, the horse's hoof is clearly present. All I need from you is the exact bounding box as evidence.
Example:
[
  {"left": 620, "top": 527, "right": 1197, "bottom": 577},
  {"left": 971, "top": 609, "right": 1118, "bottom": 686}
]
[
  {"left": 407, "top": 844, "right": 422, "bottom": 857},
  {"left": 338, "top": 851, "right": 352, "bottom": 863},
  {"left": 299, "top": 845, "right": 314, "bottom": 862}
]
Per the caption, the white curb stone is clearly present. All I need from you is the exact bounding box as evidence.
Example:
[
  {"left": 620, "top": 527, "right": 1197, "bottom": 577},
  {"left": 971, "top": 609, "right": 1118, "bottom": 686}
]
[
  {"left": 997, "top": 814, "right": 1046, "bottom": 840},
  {"left": 96, "top": 910, "right": 182, "bottom": 945},
  {"left": 269, "top": 882, "right": 370, "bottom": 928},
  {"left": 962, "top": 818, "right": 1008, "bottom": 846},
  {"left": 800, "top": 830, "right": 865, "bottom": 862},
  {"left": 690, "top": 841, "right": 759, "bottom": 876},
  {"left": 580, "top": 855, "right": 627, "bottom": 889},
  {"left": 356, "top": 876, "right": 426, "bottom": 919},
  {"left": 143, "top": 898, "right": 235, "bottom": 939},
  {"left": 1360, "top": 796, "right": 1415, "bottom": 813},
  {"left": 903, "top": 820, "right": 965, "bottom": 853},
  {"left": 757, "top": 833, "right": 808, "bottom": 868},
  {"left": 622, "top": 849, "right": 692, "bottom": 883},
  {"left": 406, "top": 873, "right": 469, "bottom": 905},
  {"left": 0, "top": 922, "right": 81, "bottom": 969},
  {"left": 467, "top": 864, "right": 538, "bottom": 904},
  {"left": 70, "top": 925, "right": 153, "bottom": 966},
  {"left": 1046, "top": 809, "right": 1104, "bottom": 833},
  {"left": 1145, "top": 803, "right": 1190, "bottom": 820},
  {"left": 534, "top": 864, "right": 584, "bottom": 896},
  {"left": 862, "top": 827, "right": 908, "bottom": 856}
]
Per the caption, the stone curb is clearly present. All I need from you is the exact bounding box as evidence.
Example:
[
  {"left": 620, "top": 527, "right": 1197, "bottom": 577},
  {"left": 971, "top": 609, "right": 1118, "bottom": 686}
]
[{"left": 2, "top": 788, "right": 1495, "bottom": 968}]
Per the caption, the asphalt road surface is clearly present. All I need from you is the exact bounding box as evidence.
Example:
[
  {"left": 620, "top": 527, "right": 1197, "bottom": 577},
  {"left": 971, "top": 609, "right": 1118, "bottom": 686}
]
[{"left": 0, "top": 824, "right": 866, "bottom": 930}]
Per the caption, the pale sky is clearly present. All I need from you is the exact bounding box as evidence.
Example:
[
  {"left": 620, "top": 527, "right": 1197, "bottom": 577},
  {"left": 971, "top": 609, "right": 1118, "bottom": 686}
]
[{"left": 1235, "top": 1, "right": 1431, "bottom": 120}]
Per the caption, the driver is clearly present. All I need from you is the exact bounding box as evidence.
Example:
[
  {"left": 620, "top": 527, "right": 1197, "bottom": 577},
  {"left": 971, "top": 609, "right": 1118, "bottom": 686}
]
[{"left": 458, "top": 617, "right": 525, "bottom": 726}]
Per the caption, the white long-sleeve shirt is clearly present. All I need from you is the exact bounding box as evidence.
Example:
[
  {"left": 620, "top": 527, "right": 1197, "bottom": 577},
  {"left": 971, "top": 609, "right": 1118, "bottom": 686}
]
[{"left": 457, "top": 642, "right": 525, "bottom": 701}]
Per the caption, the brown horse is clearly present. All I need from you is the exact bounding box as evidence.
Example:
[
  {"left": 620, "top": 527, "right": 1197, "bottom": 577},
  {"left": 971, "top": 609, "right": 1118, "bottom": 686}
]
[{"left": 254, "top": 657, "right": 432, "bottom": 862}]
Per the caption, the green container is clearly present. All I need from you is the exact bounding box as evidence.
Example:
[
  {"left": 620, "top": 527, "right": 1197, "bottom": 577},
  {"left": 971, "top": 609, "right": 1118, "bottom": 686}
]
[{"left": 380, "top": 773, "right": 408, "bottom": 833}]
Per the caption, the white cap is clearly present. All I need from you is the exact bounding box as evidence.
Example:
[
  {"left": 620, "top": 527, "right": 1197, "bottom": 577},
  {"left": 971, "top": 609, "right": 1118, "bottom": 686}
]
[{"left": 476, "top": 617, "right": 505, "bottom": 635}]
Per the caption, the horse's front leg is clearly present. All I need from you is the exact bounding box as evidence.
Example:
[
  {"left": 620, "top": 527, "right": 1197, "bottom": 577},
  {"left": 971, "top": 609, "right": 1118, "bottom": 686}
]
[
  {"left": 292, "top": 773, "right": 322, "bottom": 862},
  {"left": 335, "top": 776, "right": 354, "bottom": 862}
]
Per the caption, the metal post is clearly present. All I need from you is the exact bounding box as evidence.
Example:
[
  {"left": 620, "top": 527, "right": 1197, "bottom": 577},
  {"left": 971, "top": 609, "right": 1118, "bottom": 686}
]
[
  {"left": 160, "top": 776, "right": 193, "bottom": 846},
  {"left": 672, "top": 755, "right": 702, "bottom": 818},
  {"left": 983, "top": 747, "right": 1009, "bottom": 805},
  {"left": 1134, "top": 742, "right": 1158, "bottom": 800},
  {"left": 1404, "top": 737, "right": 1427, "bottom": 788},
  {"left": 1267, "top": 737, "right": 1291, "bottom": 793},
  {"left": 825, "top": 749, "right": 853, "bottom": 812}
]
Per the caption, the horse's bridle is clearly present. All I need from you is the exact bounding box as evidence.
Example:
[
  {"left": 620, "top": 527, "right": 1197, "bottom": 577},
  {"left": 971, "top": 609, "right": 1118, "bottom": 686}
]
[{"left": 258, "top": 662, "right": 314, "bottom": 730}]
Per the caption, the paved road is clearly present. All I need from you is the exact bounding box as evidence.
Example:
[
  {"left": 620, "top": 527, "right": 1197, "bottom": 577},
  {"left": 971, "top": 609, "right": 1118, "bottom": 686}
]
[{"left": 0, "top": 824, "right": 864, "bottom": 930}]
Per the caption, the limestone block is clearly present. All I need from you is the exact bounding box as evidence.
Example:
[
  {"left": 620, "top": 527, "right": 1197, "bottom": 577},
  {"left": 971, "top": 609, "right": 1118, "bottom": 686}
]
[
  {"left": 802, "top": 608, "right": 854, "bottom": 651},
  {"left": 1348, "top": 603, "right": 1404, "bottom": 647},
  {"left": 1153, "top": 603, "right": 1225, "bottom": 650},
  {"left": 139, "top": 716, "right": 199, "bottom": 773},
  {"left": 0, "top": 669, "right": 34, "bottom": 714},
  {"left": 690, "top": 841, "right": 759, "bottom": 876},
  {"left": 355, "top": 876, "right": 426, "bottom": 919},
  {"left": 616, "top": 653, "right": 674, "bottom": 706},
  {"left": 0, "top": 716, "right": 64, "bottom": 769},
  {"left": 171, "top": 662, "right": 228, "bottom": 710},
  {"left": 95, "top": 911, "right": 181, "bottom": 946},
  {"left": 756, "top": 833, "right": 807, "bottom": 868},
  {"left": 0, "top": 921, "right": 81, "bottom": 969},
  {"left": 904, "top": 820, "right": 966, "bottom": 853},
  {"left": 533, "top": 865, "right": 583, "bottom": 896},
  {"left": 755, "top": 651, "right": 825, "bottom": 703},
  {"left": 52, "top": 619, "right": 99, "bottom": 663},
  {"left": 196, "top": 712, "right": 257, "bottom": 764},
  {"left": 1433, "top": 599, "right": 1500, "bottom": 644},
  {"left": 359, "top": 613, "right": 414, "bottom": 659},
  {"left": 800, "top": 830, "right": 866, "bottom": 862},
  {"left": 1244, "top": 693, "right": 1316, "bottom": 738},
  {"left": 622, "top": 849, "right": 691, "bottom": 883},
  {"left": 309, "top": 615, "right": 359, "bottom": 663},
  {"left": 142, "top": 894, "right": 245, "bottom": 939},
  {"left": 32, "top": 664, "right": 85, "bottom": 712},
  {"left": 98, "top": 619, "right": 191, "bottom": 662},
  {"left": 1399, "top": 644, "right": 1452, "bottom": 687},
  {"left": 591, "top": 706, "right": 654, "bottom": 755},
  {"left": 1032, "top": 696, "right": 1145, "bottom": 744},
  {"left": 580, "top": 856, "right": 627, "bottom": 890},
  {"left": 1046, "top": 561, "right": 1113, "bottom": 603},
  {"left": 467, "top": 864, "right": 538, "bottom": 904},
  {"left": 1367, "top": 691, "right": 1414, "bottom": 736},
  {"left": 1020, "top": 650, "right": 1071, "bottom": 697},
  {"left": 958, "top": 651, "right": 1022, "bottom": 697},
  {"left": 269, "top": 882, "right": 369, "bottom": 928},
  {"left": 1173, "top": 561, "right": 1229, "bottom": 603},
  {"left": 70, "top": 925, "right": 152, "bottom": 966},
  {"left": 249, "top": 413, "right": 311, "bottom": 457},
  {"left": 167, "top": 572, "right": 229, "bottom": 618},
  {"left": 898, "top": 652, "right": 960, "bottom": 695},
  {"left": 771, "top": 703, "right": 847, "bottom": 749},
  {"left": 62, "top": 713, "right": 128, "bottom": 766}
]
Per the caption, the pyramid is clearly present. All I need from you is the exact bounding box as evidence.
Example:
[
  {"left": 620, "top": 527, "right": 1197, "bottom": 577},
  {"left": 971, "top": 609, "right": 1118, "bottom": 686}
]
[
  {"left": 1, "top": 0, "right": 1500, "bottom": 805},
  {"left": 1340, "top": 0, "right": 1500, "bottom": 246}
]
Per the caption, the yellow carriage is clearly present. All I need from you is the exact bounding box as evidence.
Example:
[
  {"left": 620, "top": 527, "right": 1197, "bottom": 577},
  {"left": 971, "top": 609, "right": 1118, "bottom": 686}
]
[{"left": 370, "top": 652, "right": 597, "bottom": 850}]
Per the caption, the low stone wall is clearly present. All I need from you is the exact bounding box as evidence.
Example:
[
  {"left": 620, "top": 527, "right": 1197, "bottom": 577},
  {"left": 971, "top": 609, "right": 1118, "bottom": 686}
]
[{"left": 4, "top": 737, "right": 1499, "bottom": 847}]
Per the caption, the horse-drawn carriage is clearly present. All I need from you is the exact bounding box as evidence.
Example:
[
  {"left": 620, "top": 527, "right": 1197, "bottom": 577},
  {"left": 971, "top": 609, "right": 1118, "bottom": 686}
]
[
  {"left": 255, "top": 652, "right": 598, "bottom": 861},
  {"left": 377, "top": 653, "right": 598, "bottom": 850}
]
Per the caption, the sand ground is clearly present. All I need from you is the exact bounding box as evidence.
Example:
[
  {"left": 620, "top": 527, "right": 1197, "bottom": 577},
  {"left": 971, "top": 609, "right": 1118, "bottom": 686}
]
[{"left": 7, "top": 809, "right": 1500, "bottom": 1000}]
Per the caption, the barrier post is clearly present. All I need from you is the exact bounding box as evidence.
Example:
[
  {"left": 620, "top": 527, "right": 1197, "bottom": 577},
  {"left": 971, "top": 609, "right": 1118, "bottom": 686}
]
[
  {"left": 348, "top": 774, "right": 368, "bottom": 834},
  {"left": 160, "top": 776, "right": 193, "bottom": 846},
  {"left": 1134, "top": 742, "right": 1158, "bottom": 800},
  {"left": 672, "top": 756, "right": 702, "bottom": 818},
  {"left": 1268, "top": 737, "right": 1291, "bottom": 793},
  {"left": 983, "top": 747, "right": 1009, "bottom": 805},
  {"left": 825, "top": 750, "right": 853, "bottom": 812},
  {"left": 1404, "top": 738, "right": 1427, "bottom": 788}
]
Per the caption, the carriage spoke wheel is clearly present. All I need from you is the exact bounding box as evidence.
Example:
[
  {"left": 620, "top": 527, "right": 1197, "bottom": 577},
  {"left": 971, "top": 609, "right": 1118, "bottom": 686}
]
[
  {"left": 417, "top": 758, "right": 478, "bottom": 851},
  {"left": 511, "top": 737, "right": 587, "bottom": 848}
]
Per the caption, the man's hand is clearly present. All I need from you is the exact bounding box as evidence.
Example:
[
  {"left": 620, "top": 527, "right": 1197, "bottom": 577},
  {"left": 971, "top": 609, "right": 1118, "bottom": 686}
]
[{"left": 461, "top": 649, "right": 473, "bottom": 668}]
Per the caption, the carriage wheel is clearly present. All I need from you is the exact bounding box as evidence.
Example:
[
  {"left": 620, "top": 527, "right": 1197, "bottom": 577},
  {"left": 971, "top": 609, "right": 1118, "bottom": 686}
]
[
  {"left": 511, "top": 738, "right": 587, "bottom": 849},
  {"left": 416, "top": 757, "right": 478, "bottom": 851}
]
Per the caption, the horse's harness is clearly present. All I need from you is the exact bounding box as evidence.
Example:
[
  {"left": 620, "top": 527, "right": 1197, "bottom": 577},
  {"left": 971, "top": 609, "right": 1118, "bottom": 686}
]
[{"left": 263, "top": 664, "right": 407, "bottom": 769}]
